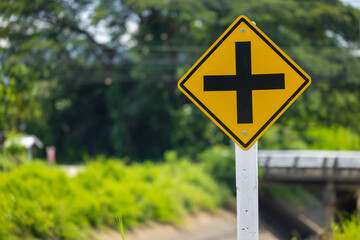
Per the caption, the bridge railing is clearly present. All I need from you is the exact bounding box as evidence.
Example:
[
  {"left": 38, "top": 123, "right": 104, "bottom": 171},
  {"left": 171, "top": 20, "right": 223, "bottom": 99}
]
[
  {"left": 258, "top": 150, "right": 360, "bottom": 183},
  {"left": 259, "top": 150, "right": 360, "bottom": 168}
]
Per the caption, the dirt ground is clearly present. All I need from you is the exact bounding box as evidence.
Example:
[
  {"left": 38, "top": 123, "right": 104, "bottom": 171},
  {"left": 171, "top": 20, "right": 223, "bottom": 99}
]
[{"left": 93, "top": 210, "right": 277, "bottom": 240}]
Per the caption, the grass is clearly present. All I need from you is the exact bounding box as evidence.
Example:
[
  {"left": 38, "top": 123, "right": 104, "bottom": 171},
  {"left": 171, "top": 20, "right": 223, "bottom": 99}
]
[{"left": 117, "top": 213, "right": 125, "bottom": 240}]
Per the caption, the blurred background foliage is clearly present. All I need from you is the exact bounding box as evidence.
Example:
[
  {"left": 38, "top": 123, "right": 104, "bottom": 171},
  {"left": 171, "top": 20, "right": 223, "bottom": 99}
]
[
  {"left": 0, "top": 0, "right": 359, "bottom": 162},
  {"left": 0, "top": 1, "right": 359, "bottom": 239}
]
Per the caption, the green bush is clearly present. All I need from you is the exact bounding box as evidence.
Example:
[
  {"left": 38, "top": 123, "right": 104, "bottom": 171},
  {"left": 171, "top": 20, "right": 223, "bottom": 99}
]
[
  {"left": 0, "top": 153, "right": 29, "bottom": 171},
  {"left": 260, "top": 124, "right": 309, "bottom": 149},
  {"left": 0, "top": 157, "right": 233, "bottom": 240},
  {"left": 260, "top": 124, "right": 360, "bottom": 150},
  {"left": 2, "top": 131, "right": 28, "bottom": 156},
  {"left": 0, "top": 162, "right": 86, "bottom": 239},
  {"left": 0, "top": 131, "right": 29, "bottom": 171},
  {"left": 75, "top": 159, "right": 228, "bottom": 226},
  {"left": 306, "top": 126, "right": 360, "bottom": 150},
  {"left": 331, "top": 213, "right": 360, "bottom": 240},
  {"left": 198, "top": 145, "right": 236, "bottom": 194}
]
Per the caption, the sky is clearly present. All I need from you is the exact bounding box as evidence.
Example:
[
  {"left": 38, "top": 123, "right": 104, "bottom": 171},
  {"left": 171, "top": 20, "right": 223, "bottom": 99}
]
[
  {"left": 342, "top": 0, "right": 360, "bottom": 8},
  {"left": 0, "top": 0, "right": 359, "bottom": 49},
  {"left": 89, "top": 0, "right": 360, "bottom": 45}
]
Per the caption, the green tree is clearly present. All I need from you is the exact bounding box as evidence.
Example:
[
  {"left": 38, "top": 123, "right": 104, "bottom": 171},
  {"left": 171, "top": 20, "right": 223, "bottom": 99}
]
[{"left": 0, "top": 0, "right": 359, "bottom": 161}]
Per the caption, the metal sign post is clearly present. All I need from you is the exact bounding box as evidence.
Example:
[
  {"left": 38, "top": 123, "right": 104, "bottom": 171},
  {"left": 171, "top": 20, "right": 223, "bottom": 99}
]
[{"left": 235, "top": 141, "right": 258, "bottom": 239}]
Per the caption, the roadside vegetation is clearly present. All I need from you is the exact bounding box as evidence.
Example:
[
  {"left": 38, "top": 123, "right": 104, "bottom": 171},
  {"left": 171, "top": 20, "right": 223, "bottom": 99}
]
[
  {"left": 1, "top": 130, "right": 360, "bottom": 239},
  {"left": 0, "top": 155, "right": 233, "bottom": 240},
  {"left": 0, "top": 131, "right": 29, "bottom": 171},
  {"left": 331, "top": 213, "right": 360, "bottom": 240},
  {"left": 2, "top": 145, "right": 360, "bottom": 239}
]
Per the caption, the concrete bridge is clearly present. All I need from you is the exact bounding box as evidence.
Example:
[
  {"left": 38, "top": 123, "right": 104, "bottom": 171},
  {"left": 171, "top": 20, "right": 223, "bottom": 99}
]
[
  {"left": 259, "top": 150, "right": 360, "bottom": 221},
  {"left": 259, "top": 150, "right": 360, "bottom": 184}
]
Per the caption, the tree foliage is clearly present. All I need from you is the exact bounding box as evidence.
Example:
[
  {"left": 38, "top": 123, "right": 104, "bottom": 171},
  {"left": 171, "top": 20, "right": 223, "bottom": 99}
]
[{"left": 0, "top": 0, "right": 359, "bottom": 161}]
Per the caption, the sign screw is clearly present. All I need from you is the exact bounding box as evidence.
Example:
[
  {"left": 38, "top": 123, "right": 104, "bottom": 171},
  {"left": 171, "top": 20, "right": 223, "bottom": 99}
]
[
  {"left": 240, "top": 28, "right": 245, "bottom": 33},
  {"left": 242, "top": 130, "right": 247, "bottom": 135}
]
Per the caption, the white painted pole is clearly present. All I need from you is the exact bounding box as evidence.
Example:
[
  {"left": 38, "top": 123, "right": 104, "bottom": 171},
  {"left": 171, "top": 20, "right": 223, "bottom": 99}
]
[{"left": 235, "top": 141, "right": 259, "bottom": 240}]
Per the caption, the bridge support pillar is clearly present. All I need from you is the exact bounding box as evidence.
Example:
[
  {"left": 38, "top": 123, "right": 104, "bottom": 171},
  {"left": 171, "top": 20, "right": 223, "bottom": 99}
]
[
  {"left": 323, "top": 182, "right": 336, "bottom": 222},
  {"left": 356, "top": 190, "right": 360, "bottom": 211}
]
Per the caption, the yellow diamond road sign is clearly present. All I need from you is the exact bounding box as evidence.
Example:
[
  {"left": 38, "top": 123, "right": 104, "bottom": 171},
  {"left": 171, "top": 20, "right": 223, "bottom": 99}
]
[{"left": 178, "top": 16, "right": 311, "bottom": 150}]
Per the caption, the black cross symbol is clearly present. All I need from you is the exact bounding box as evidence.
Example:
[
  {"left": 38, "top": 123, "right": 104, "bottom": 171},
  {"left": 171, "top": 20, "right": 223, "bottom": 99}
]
[{"left": 204, "top": 42, "right": 285, "bottom": 124}]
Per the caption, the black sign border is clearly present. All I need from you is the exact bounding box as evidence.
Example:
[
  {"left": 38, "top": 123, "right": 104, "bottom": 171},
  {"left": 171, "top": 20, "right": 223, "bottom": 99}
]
[{"left": 179, "top": 17, "right": 310, "bottom": 149}]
